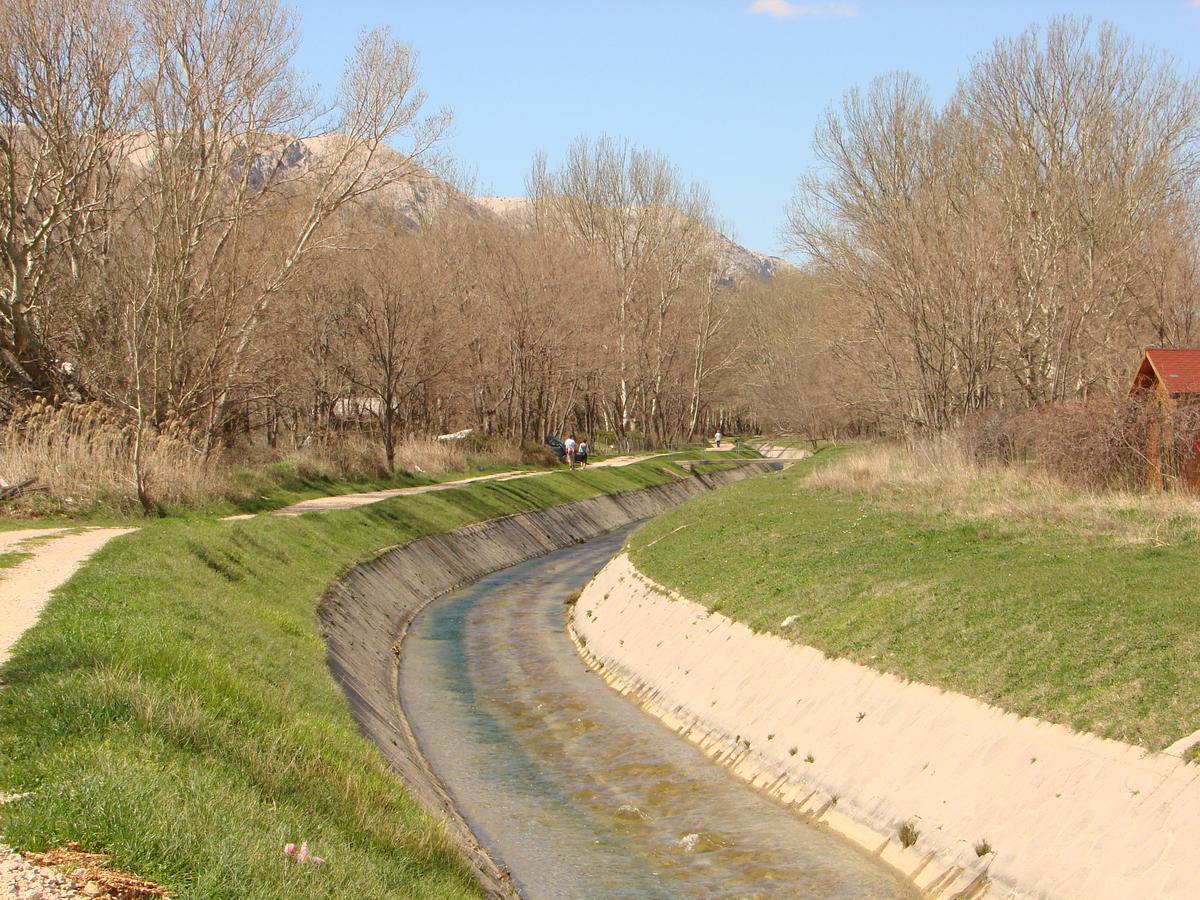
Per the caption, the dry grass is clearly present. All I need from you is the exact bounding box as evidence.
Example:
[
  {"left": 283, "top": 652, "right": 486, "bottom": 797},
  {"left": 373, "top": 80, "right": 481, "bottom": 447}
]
[
  {"left": 1, "top": 400, "right": 222, "bottom": 510},
  {"left": 267, "top": 434, "right": 468, "bottom": 482},
  {"left": 809, "top": 437, "right": 1200, "bottom": 544},
  {"left": 392, "top": 438, "right": 467, "bottom": 475},
  {"left": 0, "top": 404, "right": 474, "bottom": 513}
]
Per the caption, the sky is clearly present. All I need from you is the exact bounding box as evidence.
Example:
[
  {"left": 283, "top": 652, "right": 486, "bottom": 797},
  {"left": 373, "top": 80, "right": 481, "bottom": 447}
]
[{"left": 289, "top": 1, "right": 1200, "bottom": 257}]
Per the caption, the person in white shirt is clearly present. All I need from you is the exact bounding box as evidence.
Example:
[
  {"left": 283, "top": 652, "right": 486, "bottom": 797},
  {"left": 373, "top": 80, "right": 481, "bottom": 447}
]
[
  {"left": 564, "top": 435, "right": 577, "bottom": 468},
  {"left": 714, "top": 430, "right": 723, "bottom": 449}
]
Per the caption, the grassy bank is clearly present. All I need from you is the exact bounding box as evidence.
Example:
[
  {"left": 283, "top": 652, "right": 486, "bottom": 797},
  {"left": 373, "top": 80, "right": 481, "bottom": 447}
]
[
  {"left": 0, "top": 456, "right": 705, "bottom": 898},
  {"left": 2, "top": 444, "right": 545, "bottom": 523},
  {"left": 629, "top": 446, "right": 1200, "bottom": 750}
]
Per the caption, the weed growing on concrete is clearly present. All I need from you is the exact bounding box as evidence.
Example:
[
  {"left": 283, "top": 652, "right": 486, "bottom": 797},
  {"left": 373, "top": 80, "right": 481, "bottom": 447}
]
[
  {"left": 788, "top": 747, "right": 798, "bottom": 756},
  {"left": 974, "top": 839, "right": 993, "bottom": 857},
  {"left": 1185, "top": 741, "right": 1200, "bottom": 763},
  {"left": 899, "top": 821, "right": 920, "bottom": 848},
  {"left": 804, "top": 752, "right": 814, "bottom": 763}
]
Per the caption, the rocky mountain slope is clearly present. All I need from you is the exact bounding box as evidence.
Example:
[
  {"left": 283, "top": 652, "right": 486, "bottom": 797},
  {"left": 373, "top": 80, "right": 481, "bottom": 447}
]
[{"left": 215, "top": 137, "right": 789, "bottom": 281}]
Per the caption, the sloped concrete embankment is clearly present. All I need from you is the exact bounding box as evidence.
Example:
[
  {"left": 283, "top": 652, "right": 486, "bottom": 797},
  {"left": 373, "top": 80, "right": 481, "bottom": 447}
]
[
  {"left": 571, "top": 555, "right": 1200, "bottom": 900},
  {"left": 317, "top": 463, "right": 778, "bottom": 898}
]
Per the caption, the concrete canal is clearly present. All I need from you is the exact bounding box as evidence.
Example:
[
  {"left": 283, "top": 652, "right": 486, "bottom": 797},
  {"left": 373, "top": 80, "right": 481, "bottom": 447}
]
[{"left": 399, "top": 525, "right": 914, "bottom": 898}]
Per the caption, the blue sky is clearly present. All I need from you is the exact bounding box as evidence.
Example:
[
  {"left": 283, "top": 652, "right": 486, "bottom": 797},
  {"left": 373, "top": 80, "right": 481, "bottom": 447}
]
[{"left": 290, "top": 1, "right": 1200, "bottom": 256}]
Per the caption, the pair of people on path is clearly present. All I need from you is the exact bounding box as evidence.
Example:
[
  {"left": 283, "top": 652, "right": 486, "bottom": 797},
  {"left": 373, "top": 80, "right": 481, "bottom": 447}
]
[{"left": 564, "top": 436, "right": 588, "bottom": 469}]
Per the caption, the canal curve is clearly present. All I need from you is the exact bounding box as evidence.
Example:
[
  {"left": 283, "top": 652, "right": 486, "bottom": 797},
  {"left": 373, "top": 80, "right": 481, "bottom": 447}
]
[{"left": 399, "top": 525, "right": 914, "bottom": 898}]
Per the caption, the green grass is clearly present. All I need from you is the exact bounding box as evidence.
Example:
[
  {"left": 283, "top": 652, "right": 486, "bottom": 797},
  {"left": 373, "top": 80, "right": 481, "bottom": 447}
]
[
  {"left": 0, "top": 456, "right": 696, "bottom": 898},
  {"left": 214, "top": 458, "right": 530, "bottom": 516},
  {"left": 0, "top": 550, "right": 31, "bottom": 568},
  {"left": 629, "top": 453, "right": 1200, "bottom": 750}
]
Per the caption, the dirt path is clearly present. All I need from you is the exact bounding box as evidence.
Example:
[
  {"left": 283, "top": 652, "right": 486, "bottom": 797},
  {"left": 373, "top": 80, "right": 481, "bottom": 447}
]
[
  {"left": 0, "top": 528, "right": 137, "bottom": 668},
  {"left": 1, "top": 529, "right": 138, "bottom": 899},
  {"left": 233, "top": 452, "right": 678, "bottom": 519}
]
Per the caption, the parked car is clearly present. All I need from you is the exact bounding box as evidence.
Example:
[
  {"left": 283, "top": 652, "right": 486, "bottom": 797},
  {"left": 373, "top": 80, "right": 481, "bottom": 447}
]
[{"left": 544, "top": 434, "right": 566, "bottom": 461}]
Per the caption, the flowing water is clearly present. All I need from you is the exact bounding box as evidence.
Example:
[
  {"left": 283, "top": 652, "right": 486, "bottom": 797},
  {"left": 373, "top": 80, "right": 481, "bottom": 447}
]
[{"left": 400, "top": 526, "right": 914, "bottom": 899}]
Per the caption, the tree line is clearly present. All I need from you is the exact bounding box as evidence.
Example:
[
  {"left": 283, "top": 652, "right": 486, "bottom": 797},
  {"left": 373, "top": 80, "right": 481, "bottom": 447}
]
[
  {"left": 758, "top": 17, "right": 1200, "bottom": 436},
  {"left": 0, "top": 0, "right": 759, "bottom": 508},
  {"left": 6, "top": 5, "right": 1193, "bottom": 508}
]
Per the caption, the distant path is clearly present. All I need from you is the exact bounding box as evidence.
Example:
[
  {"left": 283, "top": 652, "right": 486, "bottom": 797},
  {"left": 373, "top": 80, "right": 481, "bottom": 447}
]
[
  {"left": 0, "top": 527, "right": 137, "bottom": 668},
  {"left": 239, "top": 452, "right": 675, "bottom": 519},
  {"left": 746, "top": 441, "right": 815, "bottom": 461}
]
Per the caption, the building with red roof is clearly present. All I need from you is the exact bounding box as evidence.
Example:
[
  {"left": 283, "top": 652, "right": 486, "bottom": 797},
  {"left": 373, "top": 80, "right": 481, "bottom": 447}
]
[{"left": 1130, "top": 348, "right": 1200, "bottom": 490}]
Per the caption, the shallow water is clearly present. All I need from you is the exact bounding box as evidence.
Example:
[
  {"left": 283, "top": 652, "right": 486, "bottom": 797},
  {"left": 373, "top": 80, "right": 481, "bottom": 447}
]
[{"left": 400, "top": 526, "right": 914, "bottom": 899}]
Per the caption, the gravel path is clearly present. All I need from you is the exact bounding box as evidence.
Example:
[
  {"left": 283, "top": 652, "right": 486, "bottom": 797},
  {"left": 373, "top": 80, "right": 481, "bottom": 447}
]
[{"left": 0, "top": 847, "right": 78, "bottom": 899}]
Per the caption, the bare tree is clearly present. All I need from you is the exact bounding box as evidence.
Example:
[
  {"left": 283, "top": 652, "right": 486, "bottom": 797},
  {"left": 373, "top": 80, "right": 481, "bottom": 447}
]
[
  {"left": 126, "top": 0, "right": 449, "bottom": 449},
  {"left": 0, "top": 0, "right": 134, "bottom": 403},
  {"left": 333, "top": 241, "right": 446, "bottom": 471},
  {"left": 530, "top": 135, "right": 717, "bottom": 441},
  {"left": 785, "top": 17, "right": 1200, "bottom": 433}
]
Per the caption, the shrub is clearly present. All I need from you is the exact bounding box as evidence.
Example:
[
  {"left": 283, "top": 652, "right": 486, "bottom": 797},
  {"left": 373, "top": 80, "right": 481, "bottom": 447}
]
[{"left": 959, "top": 396, "right": 1199, "bottom": 492}]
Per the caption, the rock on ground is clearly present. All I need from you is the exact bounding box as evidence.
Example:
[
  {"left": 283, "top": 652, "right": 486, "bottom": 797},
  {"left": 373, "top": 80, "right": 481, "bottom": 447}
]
[{"left": 0, "top": 843, "right": 79, "bottom": 899}]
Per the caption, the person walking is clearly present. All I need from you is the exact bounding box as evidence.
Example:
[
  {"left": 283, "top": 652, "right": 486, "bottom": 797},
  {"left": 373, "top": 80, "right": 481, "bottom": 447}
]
[
  {"left": 714, "top": 429, "right": 723, "bottom": 449},
  {"left": 577, "top": 438, "right": 589, "bottom": 467},
  {"left": 564, "top": 435, "right": 577, "bottom": 469}
]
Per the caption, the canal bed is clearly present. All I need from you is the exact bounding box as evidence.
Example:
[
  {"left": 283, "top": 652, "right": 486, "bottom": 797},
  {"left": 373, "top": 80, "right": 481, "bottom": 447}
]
[{"left": 400, "top": 525, "right": 913, "bottom": 898}]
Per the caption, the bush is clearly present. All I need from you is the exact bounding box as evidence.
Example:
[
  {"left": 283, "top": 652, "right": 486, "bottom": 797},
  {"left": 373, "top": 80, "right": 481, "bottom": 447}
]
[
  {"left": 958, "top": 396, "right": 1187, "bottom": 492},
  {"left": 520, "top": 443, "right": 561, "bottom": 467}
]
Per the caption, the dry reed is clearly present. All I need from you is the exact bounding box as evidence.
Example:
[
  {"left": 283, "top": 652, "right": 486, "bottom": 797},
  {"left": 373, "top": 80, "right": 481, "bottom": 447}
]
[
  {"left": 1, "top": 403, "right": 476, "bottom": 511},
  {"left": 1, "top": 400, "right": 221, "bottom": 508},
  {"left": 808, "top": 437, "right": 1200, "bottom": 545}
]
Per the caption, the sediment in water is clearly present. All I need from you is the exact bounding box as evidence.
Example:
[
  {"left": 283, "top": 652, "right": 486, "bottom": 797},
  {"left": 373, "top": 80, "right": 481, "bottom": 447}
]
[{"left": 317, "top": 462, "right": 778, "bottom": 897}]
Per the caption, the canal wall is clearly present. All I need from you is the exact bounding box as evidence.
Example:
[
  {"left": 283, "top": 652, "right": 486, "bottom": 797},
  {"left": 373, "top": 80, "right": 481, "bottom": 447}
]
[
  {"left": 317, "top": 462, "right": 779, "bottom": 898},
  {"left": 571, "top": 554, "right": 1200, "bottom": 900}
]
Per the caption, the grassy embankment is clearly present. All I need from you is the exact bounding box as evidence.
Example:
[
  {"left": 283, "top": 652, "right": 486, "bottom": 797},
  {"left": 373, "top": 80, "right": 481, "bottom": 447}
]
[
  {"left": 1, "top": 439, "right": 736, "bottom": 525},
  {"left": 630, "top": 443, "right": 1200, "bottom": 750},
  {"left": 0, "top": 453, "right": 725, "bottom": 898},
  {"left": 2, "top": 453, "right": 536, "bottom": 524}
]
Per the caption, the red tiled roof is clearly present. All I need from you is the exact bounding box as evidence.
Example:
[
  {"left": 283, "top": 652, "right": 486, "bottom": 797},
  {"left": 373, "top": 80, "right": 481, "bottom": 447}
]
[{"left": 1144, "top": 348, "right": 1200, "bottom": 396}]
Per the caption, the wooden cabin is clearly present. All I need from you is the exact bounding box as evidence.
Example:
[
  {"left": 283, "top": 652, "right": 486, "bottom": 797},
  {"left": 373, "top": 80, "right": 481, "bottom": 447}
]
[{"left": 1129, "top": 348, "right": 1200, "bottom": 491}]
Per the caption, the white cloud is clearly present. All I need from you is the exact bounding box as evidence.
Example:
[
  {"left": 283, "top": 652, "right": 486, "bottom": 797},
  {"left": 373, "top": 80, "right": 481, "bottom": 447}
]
[{"left": 749, "top": 0, "right": 859, "bottom": 19}]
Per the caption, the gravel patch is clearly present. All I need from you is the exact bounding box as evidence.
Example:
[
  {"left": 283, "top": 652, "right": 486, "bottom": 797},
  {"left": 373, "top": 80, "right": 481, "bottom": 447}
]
[{"left": 0, "top": 844, "right": 80, "bottom": 899}]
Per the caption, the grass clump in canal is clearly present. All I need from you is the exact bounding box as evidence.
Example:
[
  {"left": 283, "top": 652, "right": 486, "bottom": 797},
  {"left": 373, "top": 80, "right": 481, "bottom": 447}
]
[{"left": 0, "top": 457, "right": 697, "bottom": 898}]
